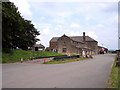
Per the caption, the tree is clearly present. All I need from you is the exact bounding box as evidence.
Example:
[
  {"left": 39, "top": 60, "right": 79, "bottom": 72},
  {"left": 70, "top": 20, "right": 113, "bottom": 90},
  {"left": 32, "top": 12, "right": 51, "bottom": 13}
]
[
  {"left": 17, "top": 19, "right": 40, "bottom": 50},
  {"left": 45, "top": 47, "right": 50, "bottom": 51},
  {"left": 2, "top": 2, "right": 40, "bottom": 52}
]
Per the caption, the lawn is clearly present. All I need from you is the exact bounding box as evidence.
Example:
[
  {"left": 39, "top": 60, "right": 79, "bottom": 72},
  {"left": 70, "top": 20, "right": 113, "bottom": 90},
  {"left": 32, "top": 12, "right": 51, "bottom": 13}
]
[{"left": 2, "top": 50, "right": 63, "bottom": 63}]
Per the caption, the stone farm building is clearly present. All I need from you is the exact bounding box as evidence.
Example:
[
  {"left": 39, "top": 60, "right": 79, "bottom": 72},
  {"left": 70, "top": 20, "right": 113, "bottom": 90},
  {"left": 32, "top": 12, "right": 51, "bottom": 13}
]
[
  {"left": 49, "top": 32, "right": 98, "bottom": 56},
  {"left": 33, "top": 44, "right": 45, "bottom": 51}
]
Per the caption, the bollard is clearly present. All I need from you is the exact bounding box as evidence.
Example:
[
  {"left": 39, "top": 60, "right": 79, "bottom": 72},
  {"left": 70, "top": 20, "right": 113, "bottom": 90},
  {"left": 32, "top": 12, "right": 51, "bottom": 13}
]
[
  {"left": 21, "top": 58, "right": 23, "bottom": 63},
  {"left": 44, "top": 58, "right": 46, "bottom": 63}
]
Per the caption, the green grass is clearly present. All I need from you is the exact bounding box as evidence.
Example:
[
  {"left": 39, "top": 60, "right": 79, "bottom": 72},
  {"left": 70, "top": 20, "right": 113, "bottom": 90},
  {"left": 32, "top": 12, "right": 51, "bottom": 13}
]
[
  {"left": 107, "top": 58, "right": 119, "bottom": 89},
  {"left": 0, "top": 56, "right": 1, "bottom": 64},
  {"left": 44, "top": 57, "right": 92, "bottom": 64},
  {"left": 2, "top": 50, "right": 63, "bottom": 63}
]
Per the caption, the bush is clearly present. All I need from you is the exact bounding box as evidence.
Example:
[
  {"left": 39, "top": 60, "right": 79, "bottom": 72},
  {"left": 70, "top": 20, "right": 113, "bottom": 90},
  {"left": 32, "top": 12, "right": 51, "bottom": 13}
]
[
  {"left": 2, "top": 48, "right": 12, "bottom": 53},
  {"left": 2, "top": 60, "right": 7, "bottom": 63},
  {"left": 45, "top": 47, "right": 50, "bottom": 51}
]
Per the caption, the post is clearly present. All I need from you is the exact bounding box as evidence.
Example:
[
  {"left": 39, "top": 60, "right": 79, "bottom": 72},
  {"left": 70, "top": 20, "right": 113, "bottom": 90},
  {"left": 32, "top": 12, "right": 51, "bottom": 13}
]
[
  {"left": 44, "top": 58, "right": 46, "bottom": 63},
  {"left": 33, "top": 47, "right": 35, "bottom": 58},
  {"left": 21, "top": 58, "right": 23, "bottom": 63}
]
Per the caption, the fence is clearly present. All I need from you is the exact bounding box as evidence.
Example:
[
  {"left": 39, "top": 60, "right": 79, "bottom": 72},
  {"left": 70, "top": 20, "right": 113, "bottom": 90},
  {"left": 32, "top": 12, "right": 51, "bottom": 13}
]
[
  {"left": 31, "top": 55, "right": 67, "bottom": 59},
  {"left": 53, "top": 55, "right": 80, "bottom": 61}
]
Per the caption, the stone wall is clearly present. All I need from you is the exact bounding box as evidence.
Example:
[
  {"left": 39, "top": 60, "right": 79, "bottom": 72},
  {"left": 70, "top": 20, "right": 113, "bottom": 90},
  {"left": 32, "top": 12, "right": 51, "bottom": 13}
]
[
  {"left": 86, "top": 41, "right": 98, "bottom": 54},
  {"left": 49, "top": 41, "right": 58, "bottom": 52},
  {"left": 49, "top": 35, "right": 98, "bottom": 56},
  {"left": 57, "top": 35, "right": 83, "bottom": 55}
]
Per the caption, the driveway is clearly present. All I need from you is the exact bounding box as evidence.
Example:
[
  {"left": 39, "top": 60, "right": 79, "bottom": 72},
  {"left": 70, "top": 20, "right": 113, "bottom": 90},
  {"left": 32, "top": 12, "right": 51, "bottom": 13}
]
[{"left": 2, "top": 54, "right": 115, "bottom": 88}]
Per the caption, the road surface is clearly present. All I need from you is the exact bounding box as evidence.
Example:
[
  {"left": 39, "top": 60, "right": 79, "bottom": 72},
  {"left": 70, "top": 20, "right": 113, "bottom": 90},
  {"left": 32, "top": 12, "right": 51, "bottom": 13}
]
[{"left": 2, "top": 54, "right": 115, "bottom": 88}]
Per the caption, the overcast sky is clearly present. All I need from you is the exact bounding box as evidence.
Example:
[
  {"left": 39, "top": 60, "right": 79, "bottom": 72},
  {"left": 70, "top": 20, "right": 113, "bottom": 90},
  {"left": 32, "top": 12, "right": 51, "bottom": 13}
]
[{"left": 10, "top": 0, "right": 118, "bottom": 50}]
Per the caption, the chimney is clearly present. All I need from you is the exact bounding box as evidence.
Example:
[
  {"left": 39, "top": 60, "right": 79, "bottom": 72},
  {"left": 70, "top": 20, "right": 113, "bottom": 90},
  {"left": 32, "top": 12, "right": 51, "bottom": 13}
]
[{"left": 83, "top": 32, "right": 85, "bottom": 42}]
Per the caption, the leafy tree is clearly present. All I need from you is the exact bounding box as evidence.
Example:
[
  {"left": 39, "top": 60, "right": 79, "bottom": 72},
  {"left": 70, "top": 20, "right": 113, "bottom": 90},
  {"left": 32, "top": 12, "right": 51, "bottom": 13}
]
[{"left": 2, "top": 2, "right": 40, "bottom": 52}]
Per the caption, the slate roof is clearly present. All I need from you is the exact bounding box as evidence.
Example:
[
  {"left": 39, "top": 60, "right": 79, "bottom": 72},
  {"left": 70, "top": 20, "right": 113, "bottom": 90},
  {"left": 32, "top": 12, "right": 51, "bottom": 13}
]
[
  {"left": 34, "top": 44, "right": 45, "bottom": 48},
  {"left": 98, "top": 46, "right": 108, "bottom": 50},
  {"left": 50, "top": 35, "right": 97, "bottom": 42},
  {"left": 50, "top": 37, "right": 59, "bottom": 42}
]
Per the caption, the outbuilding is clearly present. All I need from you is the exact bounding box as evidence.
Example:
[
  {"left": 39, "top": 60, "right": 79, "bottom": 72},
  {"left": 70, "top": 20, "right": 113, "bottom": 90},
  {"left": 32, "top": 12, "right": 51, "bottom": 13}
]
[{"left": 33, "top": 44, "right": 45, "bottom": 51}]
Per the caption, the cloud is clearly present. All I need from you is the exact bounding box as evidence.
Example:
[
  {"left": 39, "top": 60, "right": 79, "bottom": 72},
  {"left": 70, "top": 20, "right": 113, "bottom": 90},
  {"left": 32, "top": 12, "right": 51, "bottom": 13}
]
[
  {"left": 102, "top": 2, "right": 118, "bottom": 13},
  {"left": 55, "top": 24, "right": 63, "bottom": 30},
  {"left": 66, "top": 31, "right": 81, "bottom": 36},
  {"left": 10, "top": 0, "right": 32, "bottom": 19},
  {"left": 57, "top": 11, "right": 74, "bottom": 18},
  {"left": 97, "top": 24, "right": 104, "bottom": 28},
  {"left": 26, "top": 0, "right": 119, "bottom": 2},
  {"left": 85, "top": 15, "right": 91, "bottom": 21},
  {"left": 40, "top": 16, "right": 46, "bottom": 20},
  {"left": 42, "top": 27, "right": 50, "bottom": 35},
  {"left": 70, "top": 23, "right": 81, "bottom": 28},
  {"left": 86, "top": 31, "right": 98, "bottom": 40},
  {"left": 53, "top": 18, "right": 65, "bottom": 24},
  {"left": 9, "top": 1, "right": 118, "bottom": 49}
]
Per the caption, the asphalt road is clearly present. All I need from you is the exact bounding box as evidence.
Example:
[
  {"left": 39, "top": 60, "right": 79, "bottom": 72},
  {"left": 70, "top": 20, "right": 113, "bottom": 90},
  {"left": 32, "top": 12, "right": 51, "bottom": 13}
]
[{"left": 2, "top": 54, "right": 115, "bottom": 88}]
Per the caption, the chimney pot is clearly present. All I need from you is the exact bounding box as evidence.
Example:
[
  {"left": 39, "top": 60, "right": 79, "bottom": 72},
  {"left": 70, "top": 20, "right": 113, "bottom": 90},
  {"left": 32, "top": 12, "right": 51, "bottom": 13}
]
[{"left": 83, "top": 32, "right": 85, "bottom": 42}]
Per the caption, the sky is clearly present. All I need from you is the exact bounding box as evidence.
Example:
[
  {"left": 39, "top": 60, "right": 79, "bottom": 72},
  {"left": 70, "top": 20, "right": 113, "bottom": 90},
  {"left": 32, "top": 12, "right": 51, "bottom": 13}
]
[{"left": 10, "top": 0, "right": 118, "bottom": 50}]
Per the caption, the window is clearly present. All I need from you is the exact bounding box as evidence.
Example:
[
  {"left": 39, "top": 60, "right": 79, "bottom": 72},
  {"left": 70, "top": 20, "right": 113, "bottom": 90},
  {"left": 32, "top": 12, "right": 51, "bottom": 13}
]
[{"left": 62, "top": 48, "right": 67, "bottom": 53}]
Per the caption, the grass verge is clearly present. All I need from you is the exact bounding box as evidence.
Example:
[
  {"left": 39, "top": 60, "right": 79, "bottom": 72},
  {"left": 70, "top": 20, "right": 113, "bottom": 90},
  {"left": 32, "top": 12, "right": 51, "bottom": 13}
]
[
  {"left": 107, "top": 58, "right": 119, "bottom": 89},
  {"left": 2, "top": 50, "right": 63, "bottom": 63},
  {"left": 43, "top": 57, "right": 92, "bottom": 64}
]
